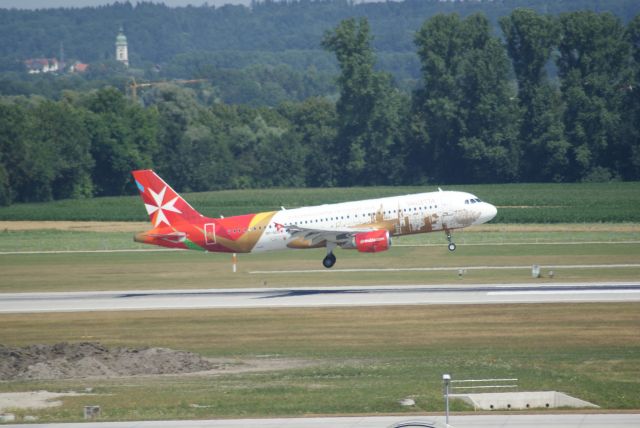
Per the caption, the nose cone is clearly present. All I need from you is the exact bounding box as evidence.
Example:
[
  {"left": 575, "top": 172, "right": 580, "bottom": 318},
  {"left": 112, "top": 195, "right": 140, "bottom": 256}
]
[{"left": 476, "top": 203, "right": 497, "bottom": 225}]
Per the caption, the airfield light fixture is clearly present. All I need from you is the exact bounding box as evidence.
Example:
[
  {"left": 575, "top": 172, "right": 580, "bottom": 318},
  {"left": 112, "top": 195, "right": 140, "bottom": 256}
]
[{"left": 442, "top": 374, "right": 451, "bottom": 426}]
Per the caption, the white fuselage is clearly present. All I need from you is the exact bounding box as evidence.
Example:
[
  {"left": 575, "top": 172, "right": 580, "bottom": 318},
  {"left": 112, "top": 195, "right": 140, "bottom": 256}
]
[{"left": 251, "top": 190, "right": 497, "bottom": 253}]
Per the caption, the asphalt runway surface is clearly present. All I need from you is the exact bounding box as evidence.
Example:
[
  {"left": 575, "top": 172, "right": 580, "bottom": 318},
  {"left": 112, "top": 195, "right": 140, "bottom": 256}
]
[
  {"left": 2, "top": 414, "right": 640, "bottom": 428},
  {"left": 1, "top": 282, "right": 639, "bottom": 313}
]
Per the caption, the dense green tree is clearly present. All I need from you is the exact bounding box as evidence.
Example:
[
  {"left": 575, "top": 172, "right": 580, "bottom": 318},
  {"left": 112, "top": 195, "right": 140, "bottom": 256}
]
[
  {"left": 412, "top": 13, "right": 519, "bottom": 184},
  {"left": 149, "top": 84, "right": 232, "bottom": 191},
  {"left": 0, "top": 101, "right": 30, "bottom": 203},
  {"left": 225, "top": 121, "right": 260, "bottom": 189},
  {"left": 322, "top": 18, "right": 376, "bottom": 184},
  {"left": 557, "top": 11, "right": 632, "bottom": 181},
  {"left": 500, "top": 9, "right": 569, "bottom": 181},
  {"left": 0, "top": 161, "right": 8, "bottom": 206},
  {"left": 0, "top": 6, "right": 639, "bottom": 205},
  {"left": 30, "top": 100, "right": 94, "bottom": 199},
  {"left": 177, "top": 62, "right": 334, "bottom": 107},
  {"left": 0, "top": 97, "right": 94, "bottom": 203},
  {"left": 174, "top": 122, "right": 234, "bottom": 192},
  {"left": 621, "top": 15, "right": 640, "bottom": 179},
  {"left": 501, "top": 9, "right": 557, "bottom": 95},
  {"left": 322, "top": 17, "right": 405, "bottom": 186},
  {"left": 1, "top": 0, "right": 638, "bottom": 76},
  {"left": 278, "top": 98, "right": 339, "bottom": 187},
  {"left": 219, "top": 108, "right": 306, "bottom": 189},
  {"left": 253, "top": 116, "right": 306, "bottom": 188},
  {"left": 82, "top": 87, "right": 158, "bottom": 195}
]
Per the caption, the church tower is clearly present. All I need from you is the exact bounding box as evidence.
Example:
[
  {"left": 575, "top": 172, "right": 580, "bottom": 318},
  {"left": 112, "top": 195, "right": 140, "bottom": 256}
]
[{"left": 115, "top": 26, "right": 129, "bottom": 67}]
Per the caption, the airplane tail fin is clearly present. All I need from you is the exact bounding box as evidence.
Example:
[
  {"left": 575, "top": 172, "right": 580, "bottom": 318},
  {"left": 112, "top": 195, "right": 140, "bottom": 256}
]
[{"left": 132, "top": 170, "right": 204, "bottom": 228}]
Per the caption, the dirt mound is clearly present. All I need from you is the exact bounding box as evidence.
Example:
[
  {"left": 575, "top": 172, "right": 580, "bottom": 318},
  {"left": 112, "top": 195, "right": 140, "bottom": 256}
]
[{"left": 0, "top": 342, "right": 217, "bottom": 380}]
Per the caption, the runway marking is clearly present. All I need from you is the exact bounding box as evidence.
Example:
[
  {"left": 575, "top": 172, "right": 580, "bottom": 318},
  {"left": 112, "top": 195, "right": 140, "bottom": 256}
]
[
  {"left": 489, "top": 289, "right": 640, "bottom": 295},
  {"left": 250, "top": 264, "right": 640, "bottom": 274},
  {"left": 395, "top": 240, "right": 640, "bottom": 247}
]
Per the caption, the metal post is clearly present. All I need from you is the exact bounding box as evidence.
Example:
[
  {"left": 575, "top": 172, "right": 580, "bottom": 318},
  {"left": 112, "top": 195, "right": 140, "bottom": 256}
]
[
  {"left": 232, "top": 253, "right": 237, "bottom": 273},
  {"left": 443, "top": 373, "right": 451, "bottom": 426}
]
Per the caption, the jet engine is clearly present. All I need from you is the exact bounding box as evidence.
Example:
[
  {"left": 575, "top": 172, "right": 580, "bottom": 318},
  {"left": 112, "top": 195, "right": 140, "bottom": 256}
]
[{"left": 351, "top": 230, "right": 391, "bottom": 253}]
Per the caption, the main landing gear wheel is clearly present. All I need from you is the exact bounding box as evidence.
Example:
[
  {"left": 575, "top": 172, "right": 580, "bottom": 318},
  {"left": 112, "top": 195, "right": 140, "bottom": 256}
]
[
  {"left": 445, "top": 230, "right": 456, "bottom": 252},
  {"left": 322, "top": 252, "right": 336, "bottom": 269}
]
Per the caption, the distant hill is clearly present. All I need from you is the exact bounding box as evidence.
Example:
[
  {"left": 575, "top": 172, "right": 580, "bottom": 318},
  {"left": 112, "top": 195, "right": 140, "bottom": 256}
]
[{"left": 1, "top": 0, "right": 638, "bottom": 79}]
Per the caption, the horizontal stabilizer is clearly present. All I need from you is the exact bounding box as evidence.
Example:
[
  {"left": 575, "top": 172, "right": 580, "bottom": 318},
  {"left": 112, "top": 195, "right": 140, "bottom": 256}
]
[{"left": 135, "top": 230, "right": 187, "bottom": 244}]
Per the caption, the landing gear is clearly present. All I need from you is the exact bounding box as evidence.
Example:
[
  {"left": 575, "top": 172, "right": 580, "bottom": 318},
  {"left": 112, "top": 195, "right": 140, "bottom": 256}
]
[
  {"left": 322, "top": 243, "right": 337, "bottom": 269},
  {"left": 446, "top": 230, "right": 456, "bottom": 252},
  {"left": 322, "top": 252, "right": 336, "bottom": 268}
]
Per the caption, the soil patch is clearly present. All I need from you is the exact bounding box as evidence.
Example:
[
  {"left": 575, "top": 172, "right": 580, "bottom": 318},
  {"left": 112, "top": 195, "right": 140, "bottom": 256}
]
[
  {"left": 0, "top": 342, "right": 308, "bottom": 381},
  {"left": 0, "top": 391, "right": 89, "bottom": 413}
]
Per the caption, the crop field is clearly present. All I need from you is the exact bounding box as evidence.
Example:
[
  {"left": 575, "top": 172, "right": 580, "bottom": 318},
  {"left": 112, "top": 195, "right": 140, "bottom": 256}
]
[{"left": 0, "top": 181, "right": 639, "bottom": 223}]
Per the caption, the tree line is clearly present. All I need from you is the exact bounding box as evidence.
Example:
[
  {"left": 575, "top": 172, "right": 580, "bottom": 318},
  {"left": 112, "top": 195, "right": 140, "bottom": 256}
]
[
  {"left": 0, "top": 9, "right": 639, "bottom": 205},
  {"left": 1, "top": 0, "right": 639, "bottom": 105},
  {"left": 1, "top": 0, "right": 638, "bottom": 87}
]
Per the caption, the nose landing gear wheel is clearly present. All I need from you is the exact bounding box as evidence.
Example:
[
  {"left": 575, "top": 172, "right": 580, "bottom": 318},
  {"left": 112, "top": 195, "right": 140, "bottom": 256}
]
[
  {"left": 322, "top": 253, "right": 336, "bottom": 268},
  {"left": 445, "top": 230, "right": 456, "bottom": 252}
]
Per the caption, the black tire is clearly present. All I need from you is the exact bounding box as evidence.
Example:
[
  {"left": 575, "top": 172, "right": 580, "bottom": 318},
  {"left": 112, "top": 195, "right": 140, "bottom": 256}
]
[
  {"left": 448, "top": 243, "right": 456, "bottom": 252},
  {"left": 322, "top": 253, "right": 336, "bottom": 268}
]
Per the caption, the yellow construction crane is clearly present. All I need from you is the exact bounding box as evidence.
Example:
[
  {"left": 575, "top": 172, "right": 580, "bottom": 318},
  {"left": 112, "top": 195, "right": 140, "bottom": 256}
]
[{"left": 128, "top": 78, "right": 208, "bottom": 102}]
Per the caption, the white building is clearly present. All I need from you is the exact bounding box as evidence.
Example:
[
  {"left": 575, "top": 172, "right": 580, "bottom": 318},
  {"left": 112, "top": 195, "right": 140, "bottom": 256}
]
[
  {"left": 24, "top": 58, "right": 59, "bottom": 74},
  {"left": 115, "top": 26, "right": 129, "bottom": 67}
]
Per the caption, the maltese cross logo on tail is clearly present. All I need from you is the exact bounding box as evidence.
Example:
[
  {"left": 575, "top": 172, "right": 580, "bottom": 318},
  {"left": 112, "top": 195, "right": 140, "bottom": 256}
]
[{"left": 145, "top": 186, "right": 182, "bottom": 227}]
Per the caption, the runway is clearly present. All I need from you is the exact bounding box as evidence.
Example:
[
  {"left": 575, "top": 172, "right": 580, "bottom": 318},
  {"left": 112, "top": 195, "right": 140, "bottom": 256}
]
[
  {"left": 2, "top": 414, "right": 640, "bottom": 428},
  {"left": 1, "top": 282, "right": 639, "bottom": 313}
]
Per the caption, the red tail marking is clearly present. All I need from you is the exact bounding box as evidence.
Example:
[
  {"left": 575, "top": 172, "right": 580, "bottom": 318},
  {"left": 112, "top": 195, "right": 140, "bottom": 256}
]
[{"left": 132, "top": 170, "right": 203, "bottom": 227}]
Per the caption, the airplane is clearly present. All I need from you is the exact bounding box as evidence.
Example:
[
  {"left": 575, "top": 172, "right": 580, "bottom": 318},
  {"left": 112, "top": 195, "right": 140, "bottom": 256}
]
[{"left": 132, "top": 169, "right": 497, "bottom": 268}]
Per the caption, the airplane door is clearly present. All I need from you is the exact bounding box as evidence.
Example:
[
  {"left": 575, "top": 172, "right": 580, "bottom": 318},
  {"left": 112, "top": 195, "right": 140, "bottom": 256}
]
[
  {"left": 204, "top": 223, "right": 216, "bottom": 245},
  {"left": 440, "top": 194, "right": 454, "bottom": 230}
]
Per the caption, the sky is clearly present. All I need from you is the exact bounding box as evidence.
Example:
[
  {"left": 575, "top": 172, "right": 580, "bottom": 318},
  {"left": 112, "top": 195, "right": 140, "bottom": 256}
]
[{"left": 0, "top": 0, "right": 388, "bottom": 9}]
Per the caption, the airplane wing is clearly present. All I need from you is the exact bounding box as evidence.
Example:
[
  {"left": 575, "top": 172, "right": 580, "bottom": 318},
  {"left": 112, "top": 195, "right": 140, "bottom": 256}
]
[{"left": 285, "top": 224, "right": 377, "bottom": 246}]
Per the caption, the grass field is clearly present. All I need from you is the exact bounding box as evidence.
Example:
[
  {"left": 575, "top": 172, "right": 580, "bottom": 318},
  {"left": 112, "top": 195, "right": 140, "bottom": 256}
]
[
  {"left": 0, "top": 303, "right": 639, "bottom": 422},
  {"left": 0, "top": 182, "right": 639, "bottom": 223},
  {"left": 1, "top": 224, "right": 639, "bottom": 292},
  {"left": 1, "top": 222, "right": 639, "bottom": 252},
  {"left": 0, "top": 238, "right": 638, "bottom": 422}
]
